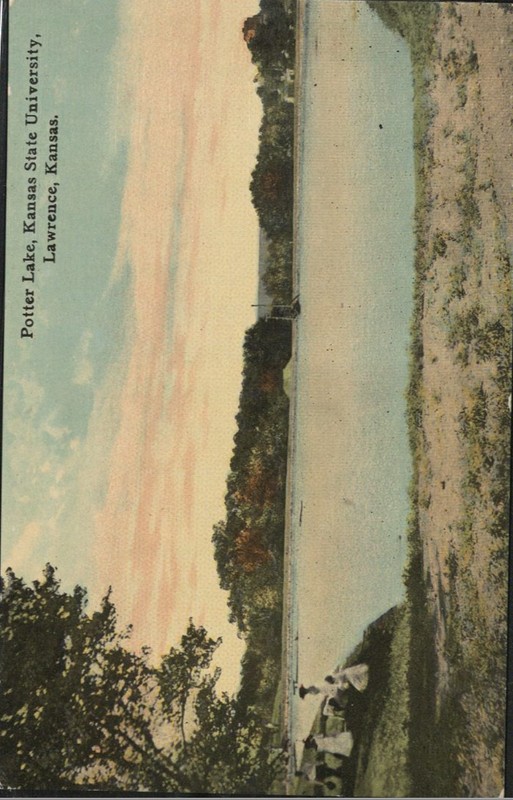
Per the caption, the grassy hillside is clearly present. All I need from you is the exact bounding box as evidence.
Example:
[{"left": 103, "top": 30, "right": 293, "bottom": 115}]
[
  {"left": 294, "top": 606, "right": 402, "bottom": 797},
  {"left": 366, "top": 2, "right": 511, "bottom": 796}
]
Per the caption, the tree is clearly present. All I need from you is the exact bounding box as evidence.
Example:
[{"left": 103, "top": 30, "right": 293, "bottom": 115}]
[
  {"left": 180, "top": 673, "right": 286, "bottom": 794},
  {"left": 1, "top": 564, "right": 284, "bottom": 794},
  {"left": 250, "top": 154, "right": 294, "bottom": 238},
  {"left": 158, "top": 619, "right": 221, "bottom": 750},
  {"left": 212, "top": 520, "right": 236, "bottom": 592},
  {"left": 246, "top": 1, "right": 295, "bottom": 75},
  {"left": 0, "top": 565, "right": 182, "bottom": 792},
  {"left": 158, "top": 622, "right": 286, "bottom": 793}
]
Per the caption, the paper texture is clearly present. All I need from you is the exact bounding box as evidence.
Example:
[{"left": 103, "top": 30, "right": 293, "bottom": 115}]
[{"left": 1, "top": 1, "right": 511, "bottom": 796}]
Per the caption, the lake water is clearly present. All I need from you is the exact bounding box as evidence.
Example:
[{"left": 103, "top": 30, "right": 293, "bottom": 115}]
[{"left": 284, "top": 0, "right": 416, "bottom": 774}]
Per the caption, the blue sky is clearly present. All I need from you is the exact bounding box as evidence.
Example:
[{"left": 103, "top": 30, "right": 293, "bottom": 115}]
[{"left": 3, "top": 0, "right": 262, "bottom": 691}]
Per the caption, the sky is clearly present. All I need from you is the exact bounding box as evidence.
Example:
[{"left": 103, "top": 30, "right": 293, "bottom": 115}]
[{"left": 3, "top": 0, "right": 262, "bottom": 691}]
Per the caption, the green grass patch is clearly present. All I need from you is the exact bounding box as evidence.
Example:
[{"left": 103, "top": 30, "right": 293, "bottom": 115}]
[{"left": 354, "top": 606, "right": 412, "bottom": 797}]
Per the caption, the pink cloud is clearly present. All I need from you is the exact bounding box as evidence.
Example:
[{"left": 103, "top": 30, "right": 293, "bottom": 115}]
[{"left": 91, "top": 2, "right": 260, "bottom": 682}]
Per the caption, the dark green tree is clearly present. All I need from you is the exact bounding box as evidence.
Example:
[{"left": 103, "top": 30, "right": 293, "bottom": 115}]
[
  {"left": 158, "top": 619, "right": 221, "bottom": 750},
  {"left": 181, "top": 673, "right": 286, "bottom": 794},
  {"left": 1, "top": 565, "right": 282, "bottom": 794},
  {"left": 0, "top": 565, "right": 182, "bottom": 792}
]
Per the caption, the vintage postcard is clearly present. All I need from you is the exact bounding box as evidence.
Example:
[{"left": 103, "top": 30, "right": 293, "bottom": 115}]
[{"left": 0, "top": 0, "right": 511, "bottom": 796}]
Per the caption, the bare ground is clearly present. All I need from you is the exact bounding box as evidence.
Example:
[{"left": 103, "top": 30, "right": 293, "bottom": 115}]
[{"left": 415, "top": 3, "right": 512, "bottom": 795}]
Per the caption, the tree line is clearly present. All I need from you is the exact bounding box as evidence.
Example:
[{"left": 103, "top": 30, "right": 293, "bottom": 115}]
[
  {"left": 247, "top": 0, "right": 296, "bottom": 305},
  {"left": 209, "top": 0, "right": 297, "bottom": 724},
  {"left": 212, "top": 318, "right": 291, "bottom": 717}
]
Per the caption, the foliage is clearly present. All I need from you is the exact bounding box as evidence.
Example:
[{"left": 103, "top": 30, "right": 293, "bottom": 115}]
[
  {"left": 354, "top": 607, "right": 412, "bottom": 797},
  {"left": 367, "top": 2, "right": 510, "bottom": 796},
  {"left": 185, "top": 679, "right": 285, "bottom": 794},
  {"left": 366, "top": 1, "right": 439, "bottom": 63},
  {"left": 213, "top": 317, "right": 291, "bottom": 717},
  {"left": 245, "top": 0, "right": 296, "bottom": 305},
  {"left": 0, "top": 564, "right": 176, "bottom": 792},
  {"left": 159, "top": 619, "right": 221, "bottom": 751},
  {"left": 209, "top": 2, "right": 298, "bottom": 725},
  {"left": 0, "top": 565, "right": 285, "bottom": 794}
]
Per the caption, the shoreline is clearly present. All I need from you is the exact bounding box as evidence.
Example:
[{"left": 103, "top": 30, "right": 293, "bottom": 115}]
[
  {"left": 278, "top": 0, "right": 306, "bottom": 785},
  {"left": 279, "top": 0, "right": 415, "bottom": 789}
]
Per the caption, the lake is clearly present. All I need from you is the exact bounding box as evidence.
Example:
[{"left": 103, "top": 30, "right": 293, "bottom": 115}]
[{"left": 283, "top": 0, "right": 416, "bottom": 776}]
